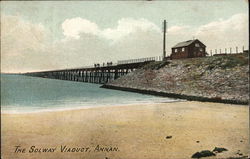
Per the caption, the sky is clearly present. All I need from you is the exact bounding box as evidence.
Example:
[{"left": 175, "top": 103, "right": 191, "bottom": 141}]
[{"left": 1, "top": 0, "right": 249, "bottom": 73}]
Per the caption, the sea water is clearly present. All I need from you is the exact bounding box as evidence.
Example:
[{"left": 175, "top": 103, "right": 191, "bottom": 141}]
[{"left": 1, "top": 74, "right": 179, "bottom": 113}]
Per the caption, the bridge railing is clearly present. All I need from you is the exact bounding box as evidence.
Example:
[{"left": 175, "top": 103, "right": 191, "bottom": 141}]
[
  {"left": 117, "top": 56, "right": 163, "bottom": 65},
  {"left": 28, "top": 56, "right": 164, "bottom": 72}
]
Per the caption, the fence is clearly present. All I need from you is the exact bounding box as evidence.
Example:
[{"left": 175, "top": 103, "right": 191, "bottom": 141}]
[{"left": 209, "top": 46, "right": 248, "bottom": 56}]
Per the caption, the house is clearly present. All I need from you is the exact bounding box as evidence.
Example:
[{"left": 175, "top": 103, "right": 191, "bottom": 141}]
[{"left": 170, "top": 39, "right": 206, "bottom": 59}]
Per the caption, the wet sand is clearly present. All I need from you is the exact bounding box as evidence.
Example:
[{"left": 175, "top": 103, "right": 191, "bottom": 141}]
[{"left": 1, "top": 101, "right": 249, "bottom": 159}]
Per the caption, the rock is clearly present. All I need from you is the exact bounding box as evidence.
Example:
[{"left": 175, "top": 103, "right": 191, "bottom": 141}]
[
  {"left": 191, "top": 150, "right": 216, "bottom": 158},
  {"left": 196, "top": 141, "right": 200, "bottom": 143},
  {"left": 213, "top": 147, "right": 228, "bottom": 153},
  {"left": 166, "top": 136, "right": 172, "bottom": 139},
  {"left": 107, "top": 54, "right": 249, "bottom": 104}
]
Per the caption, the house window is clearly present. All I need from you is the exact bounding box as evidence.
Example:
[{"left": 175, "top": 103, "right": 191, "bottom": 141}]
[
  {"left": 175, "top": 49, "right": 177, "bottom": 53},
  {"left": 195, "top": 43, "right": 200, "bottom": 47},
  {"left": 182, "top": 48, "right": 185, "bottom": 52},
  {"left": 200, "top": 48, "right": 203, "bottom": 51}
]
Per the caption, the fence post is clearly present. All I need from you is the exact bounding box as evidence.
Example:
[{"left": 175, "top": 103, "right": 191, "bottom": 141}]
[
  {"left": 243, "top": 46, "right": 244, "bottom": 53},
  {"left": 220, "top": 49, "right": 221, "bottom": 54},
  {"left": 225, "top": 48, "right": 227, "bottom": 54},
  {"left": 215, "top": 49, "right": 217, "bottom": 54},
  {"left": 236, "top": 46, "right": 238, "bottom": 53},
  {"left": 230, "top": 47, "right": 232, "bottom": 54}
]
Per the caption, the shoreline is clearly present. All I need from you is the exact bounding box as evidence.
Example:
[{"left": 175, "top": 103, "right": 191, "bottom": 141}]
[
  {"left": 1, "top": 100, "right": 184, "bottom": 115},
  {"left": 101, "top": 84, "right": 249, "bottom": 105},
  {"left": 2, "top": 98, "right": 246, "bottom": 115},
  {"left": 2, "top": 101, "right": 249, "bottom": 159}
]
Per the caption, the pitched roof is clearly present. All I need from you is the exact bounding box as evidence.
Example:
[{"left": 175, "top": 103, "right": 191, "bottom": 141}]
[{"left": 172, "top": 39, "right": 196, "bottom": 48}]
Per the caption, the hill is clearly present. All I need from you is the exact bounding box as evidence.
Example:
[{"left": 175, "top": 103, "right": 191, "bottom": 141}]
[{"left": 102, "top": 53, "right": 249, "bottom": 104}]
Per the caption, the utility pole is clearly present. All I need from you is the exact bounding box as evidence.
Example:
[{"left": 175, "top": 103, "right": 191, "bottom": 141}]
[{"left": 163, "top": 20, "right": 167, "bottom": 61}]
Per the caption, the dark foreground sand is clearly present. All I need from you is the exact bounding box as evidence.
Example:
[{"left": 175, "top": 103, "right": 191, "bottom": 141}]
[{"left": 1, "top": 101, "right": 249, "bottom": 159}]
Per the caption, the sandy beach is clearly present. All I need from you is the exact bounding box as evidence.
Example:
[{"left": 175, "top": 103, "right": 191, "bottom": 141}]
[{"left": 1, "top": 101, "right": 249, "bottom": 159}]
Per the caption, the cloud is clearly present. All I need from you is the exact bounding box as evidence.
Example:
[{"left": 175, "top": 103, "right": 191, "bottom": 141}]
[
  {"left": 1, "top": 15, "right": 48, "bottom": 57},
  {"left": 1, "top": 15, "right": 55, "bottom": 72},
  {"left": 109, "top": 29, "right": 162, "bottom": 60},
  {"left": 52, "top": 33, "right": 112, "bottom": 67},
  {"left": 101, "top": 18, "right": 161, "bottom": 41},
  {"left": 61, "top": 17, "right": 160, "bottom": 42},
  {"left": 195, "top": 13, "right": 248, "bottom": 50},
  {"left": 168, "top": 25, "right": 190, "bottom": 34},
  {"left": 62, "top": 17, "right": 100, "bottom": 39}
]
